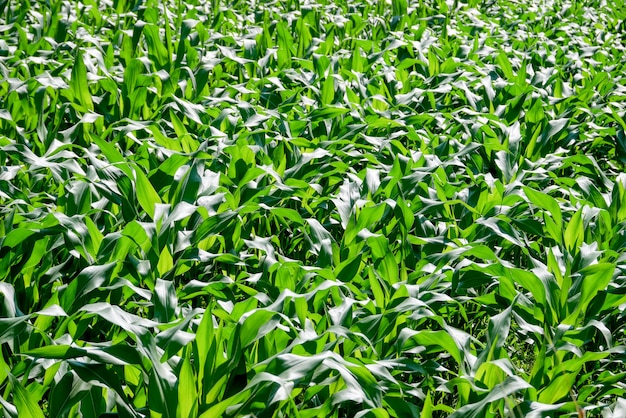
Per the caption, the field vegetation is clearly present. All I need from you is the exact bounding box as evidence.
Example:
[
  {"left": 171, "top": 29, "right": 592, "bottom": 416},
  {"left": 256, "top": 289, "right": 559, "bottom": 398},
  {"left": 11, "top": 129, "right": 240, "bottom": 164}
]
[{"left": 1, "top": 0, "right": 626, "bottom": 416}]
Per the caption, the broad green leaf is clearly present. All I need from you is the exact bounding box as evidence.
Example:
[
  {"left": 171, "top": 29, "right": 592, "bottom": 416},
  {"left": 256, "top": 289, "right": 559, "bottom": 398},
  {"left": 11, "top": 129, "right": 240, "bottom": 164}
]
[
  {"left": 178, "top": 350, "right": 197, "bottom": 418},
  {"left": 70, "top": 50, "right": 94, "bottom": 111},
  {"left": 523, "top": 186, "right": 562, "bottom": 226},
  {"left": 450, "top": 376, "right": 530, "bottom": 417},
  {"left": 134, "top": 164, "right": 162, "bottom": 219},
  {"left": 7, "top": 374, "right": 45, "bottom": 418},
  {"left": 495, "top": 52, "right": 514, "bottom": 80},
  {"left": 49, "top": 372, "right": 90, "bottom": 417},
  {"left": 564, "top": 208, "right": 584, "bottom": 253},
  {"left": 153, "top": 278, "right": 177, "bottom": 322}
]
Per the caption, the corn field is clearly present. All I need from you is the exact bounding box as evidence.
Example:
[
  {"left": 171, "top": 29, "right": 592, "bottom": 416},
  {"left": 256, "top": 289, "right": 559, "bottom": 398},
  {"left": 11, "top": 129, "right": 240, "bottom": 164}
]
[{"left": 1, "top": 0, "right": 626, "bottom": 416}]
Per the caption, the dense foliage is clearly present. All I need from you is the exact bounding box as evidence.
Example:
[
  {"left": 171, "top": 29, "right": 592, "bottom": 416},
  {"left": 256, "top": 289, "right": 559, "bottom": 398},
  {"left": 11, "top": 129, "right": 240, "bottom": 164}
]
[{"left": 1, "top": 0, "right": 626, "bottom": 416}]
